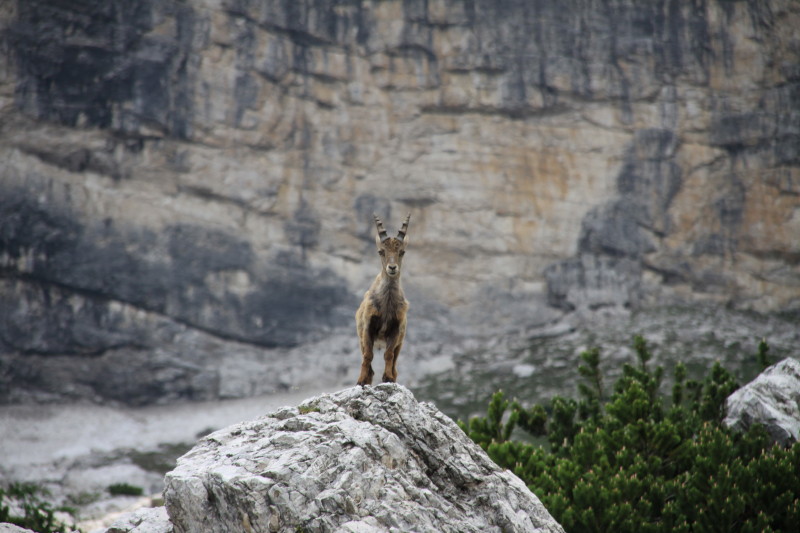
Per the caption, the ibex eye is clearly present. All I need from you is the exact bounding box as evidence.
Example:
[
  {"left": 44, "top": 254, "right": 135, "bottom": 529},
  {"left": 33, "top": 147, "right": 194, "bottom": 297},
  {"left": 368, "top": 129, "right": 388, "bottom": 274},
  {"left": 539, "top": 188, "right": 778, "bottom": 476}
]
[
  {"left": 378, "top": 250, "right": 385, "bottom": 256},
  {"left": 399, "top": 251, "right": 405, "bottom": 256}
]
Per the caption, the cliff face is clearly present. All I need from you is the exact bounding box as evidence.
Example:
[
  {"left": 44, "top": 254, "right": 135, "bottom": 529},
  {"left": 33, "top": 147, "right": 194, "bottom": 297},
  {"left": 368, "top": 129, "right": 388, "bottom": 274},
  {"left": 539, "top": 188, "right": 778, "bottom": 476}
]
[{"left": 1, "top": 0, "right": 798, "bottom": 404}]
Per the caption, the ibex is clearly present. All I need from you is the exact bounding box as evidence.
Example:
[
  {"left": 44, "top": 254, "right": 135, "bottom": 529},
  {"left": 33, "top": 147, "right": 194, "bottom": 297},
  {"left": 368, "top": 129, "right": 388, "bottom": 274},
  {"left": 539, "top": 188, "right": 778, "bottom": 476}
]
[{"left": 355, "top": 213, "right": 411, "bottom": 386}]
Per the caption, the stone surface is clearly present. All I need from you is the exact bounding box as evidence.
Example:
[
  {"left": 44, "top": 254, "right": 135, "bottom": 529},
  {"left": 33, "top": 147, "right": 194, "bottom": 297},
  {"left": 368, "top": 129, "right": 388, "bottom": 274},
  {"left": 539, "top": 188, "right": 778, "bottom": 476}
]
[
  {"left": 1, "top": 0, "right": 799, "bottom": 404},
  {"left": 164, "top": 384, "right": 565, "bottom": 533},
  {"left": 102, "top": 507, "right": 172, "bottom": 533},
  {"left": 723, "top": 358, "right": 800, "bottom": 446},
  {"left": 0, "top": 524, "right": 35, "bottom": 533}
]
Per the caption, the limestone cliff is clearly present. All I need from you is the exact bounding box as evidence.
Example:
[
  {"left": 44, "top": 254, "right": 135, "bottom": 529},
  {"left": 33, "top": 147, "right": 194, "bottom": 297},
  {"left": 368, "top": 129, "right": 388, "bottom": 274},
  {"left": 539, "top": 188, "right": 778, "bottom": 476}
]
[{"left": 1, "top": 0, "right": 798, "bottom": 404}]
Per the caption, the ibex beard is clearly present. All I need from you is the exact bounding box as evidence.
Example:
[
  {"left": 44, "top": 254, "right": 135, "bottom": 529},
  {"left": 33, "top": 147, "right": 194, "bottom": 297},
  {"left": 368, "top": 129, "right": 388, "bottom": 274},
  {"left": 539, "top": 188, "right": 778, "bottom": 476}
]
[{"left": 355, "top": 213, "right": 410, "bottom": 386}]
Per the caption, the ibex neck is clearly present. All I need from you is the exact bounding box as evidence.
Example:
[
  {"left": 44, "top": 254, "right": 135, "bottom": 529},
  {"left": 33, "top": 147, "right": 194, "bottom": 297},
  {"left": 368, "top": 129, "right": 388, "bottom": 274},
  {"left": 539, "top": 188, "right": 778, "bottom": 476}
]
[
  {"left": 377, "top": 273, "right": 402, "bottom": 293},
  {"left": 372, "top": 274, "right": 404, "bottom": 313}
]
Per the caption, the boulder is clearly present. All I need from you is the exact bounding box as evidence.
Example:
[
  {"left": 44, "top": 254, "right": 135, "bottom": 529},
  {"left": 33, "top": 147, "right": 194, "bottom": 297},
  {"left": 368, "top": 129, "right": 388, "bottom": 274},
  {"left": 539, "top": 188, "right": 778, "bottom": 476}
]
[
  {"left": 164, "top": 384, "right": 564, "bottom": 533},
  {"left": 723, "top": 358, "right": 800, "bottom": 446},
  {"left": 102, "top": 507, "right": 172, "bottom": 533}
]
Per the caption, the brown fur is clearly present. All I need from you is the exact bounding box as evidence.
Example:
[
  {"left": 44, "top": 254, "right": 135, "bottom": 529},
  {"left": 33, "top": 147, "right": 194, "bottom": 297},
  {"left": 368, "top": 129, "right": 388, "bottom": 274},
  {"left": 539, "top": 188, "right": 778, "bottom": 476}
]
[{"left": 355, "top": 215, "right": 410, "bottom": 386}]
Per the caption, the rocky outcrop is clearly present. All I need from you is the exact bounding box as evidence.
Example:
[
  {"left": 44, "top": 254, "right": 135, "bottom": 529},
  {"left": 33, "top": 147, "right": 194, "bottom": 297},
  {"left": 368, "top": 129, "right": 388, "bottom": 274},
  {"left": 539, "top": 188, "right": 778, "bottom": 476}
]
[
  {"left": 723, "top": 358, "right": 800, "bottom": 446},
  {"left": 1, "top": 0, "right": 798, "bottom": 404},
  {"left": 104, "top": 507, "right": 172, "bottom": 533},
  {"left": 163, "top": 384, "right": 564, "bottom": 533}
]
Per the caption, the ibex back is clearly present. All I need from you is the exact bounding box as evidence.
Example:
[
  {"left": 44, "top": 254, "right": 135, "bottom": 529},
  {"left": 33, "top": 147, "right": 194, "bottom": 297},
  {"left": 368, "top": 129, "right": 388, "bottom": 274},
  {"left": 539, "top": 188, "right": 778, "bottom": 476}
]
[{"left": 355, "top": 213, "right": 410, "bottom": 386}]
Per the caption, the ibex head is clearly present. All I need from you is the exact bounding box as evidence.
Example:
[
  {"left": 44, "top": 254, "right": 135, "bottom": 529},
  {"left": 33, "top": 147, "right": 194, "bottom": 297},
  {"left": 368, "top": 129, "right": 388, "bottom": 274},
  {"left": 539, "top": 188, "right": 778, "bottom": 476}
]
[{"left": 373, "top": 213, "right": 410, "bottom": 279}]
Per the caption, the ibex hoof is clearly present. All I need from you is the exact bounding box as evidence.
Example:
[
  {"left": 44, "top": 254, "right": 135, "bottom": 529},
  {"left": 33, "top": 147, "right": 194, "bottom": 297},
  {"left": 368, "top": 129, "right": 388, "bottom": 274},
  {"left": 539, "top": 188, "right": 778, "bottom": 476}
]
[{"left": 381, "top": 376, "right": 396, "bottom": 383}]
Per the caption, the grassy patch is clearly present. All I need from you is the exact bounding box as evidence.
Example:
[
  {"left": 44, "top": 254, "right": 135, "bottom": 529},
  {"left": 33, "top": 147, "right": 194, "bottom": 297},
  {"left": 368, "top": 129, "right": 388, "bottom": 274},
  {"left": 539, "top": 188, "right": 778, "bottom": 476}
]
[
  {"left": 298, "top": 404, "right": 321, "bottom": 415},
  {"left": 107, "top": 483, "right": 144, "bottom": 497}
]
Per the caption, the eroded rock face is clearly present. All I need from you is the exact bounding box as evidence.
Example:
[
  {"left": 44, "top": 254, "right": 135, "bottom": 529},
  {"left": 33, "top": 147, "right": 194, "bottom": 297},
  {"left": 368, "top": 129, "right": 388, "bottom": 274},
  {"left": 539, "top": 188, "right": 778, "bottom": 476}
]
[
  {"left": 1, "top": 0, "right": 798, "bottom": 404},
  {"left": 163, "top": 384, "right": 565, "bottom": 533},
  {"left": 723, "top": 358, "right": 800, "bottom": 446}
]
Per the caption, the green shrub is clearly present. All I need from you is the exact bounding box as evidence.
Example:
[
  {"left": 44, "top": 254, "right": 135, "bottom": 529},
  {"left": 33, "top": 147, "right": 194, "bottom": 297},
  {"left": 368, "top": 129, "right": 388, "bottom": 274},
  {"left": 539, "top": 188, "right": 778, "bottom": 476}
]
[
  {"left": 460, "top": 336, "right": 800, "bottom": 533},
  {"left": 107, "top": 482, "right": 144, "bottom": 496},
  {"left": 0, "top": 482, "right": 76, "bottom": 533}
]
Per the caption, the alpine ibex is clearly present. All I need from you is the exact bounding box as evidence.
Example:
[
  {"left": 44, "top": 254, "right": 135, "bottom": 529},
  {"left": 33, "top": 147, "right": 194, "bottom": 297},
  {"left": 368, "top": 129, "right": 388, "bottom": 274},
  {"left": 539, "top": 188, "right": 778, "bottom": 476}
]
[{"left": 355, "top": 213, "right": 411, "bottom": 386}]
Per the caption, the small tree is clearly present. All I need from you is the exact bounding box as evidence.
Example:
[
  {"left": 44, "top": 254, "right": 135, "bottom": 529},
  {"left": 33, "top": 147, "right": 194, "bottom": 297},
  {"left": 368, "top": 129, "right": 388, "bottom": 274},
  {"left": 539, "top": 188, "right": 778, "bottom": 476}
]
[
  {"left": 0, "top": 483, "right": 76, "bottom": 533},
  {"left": 459, "top": 337, "right": 800, "bottom": 533}
]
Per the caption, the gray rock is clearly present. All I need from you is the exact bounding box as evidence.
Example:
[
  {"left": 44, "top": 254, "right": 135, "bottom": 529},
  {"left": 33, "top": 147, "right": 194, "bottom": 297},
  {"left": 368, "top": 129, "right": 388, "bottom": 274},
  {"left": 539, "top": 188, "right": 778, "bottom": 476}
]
[
  {"left": 723, "top": 358, "right": 800, "bottom": 446},
  {"left": 0, "top": 524, "right": 36, "bottom": 533},
  {"left": 544, "top": 253, "right": 642, "bottom": 311},
  {"left": 103, "top": 507, "right": 172, "bottom": 533},
  {"left": 164, "top": 384, "right": 565, "bottom": 533}
]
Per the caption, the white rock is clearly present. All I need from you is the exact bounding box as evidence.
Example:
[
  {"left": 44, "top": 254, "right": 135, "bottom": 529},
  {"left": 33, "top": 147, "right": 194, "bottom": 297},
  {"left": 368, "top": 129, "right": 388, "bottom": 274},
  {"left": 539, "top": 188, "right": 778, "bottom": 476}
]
[
  {"left": 513, "top": 364, "right": 537, "bottom": 378},
  {"left": 164, "top": 384, "right": 564, "bottom": 533},
  {"left": 103, "top": 507, "right": 172, "bottom": 533},
  {"left": 723, "top": 358, "right": 800, "bottom": 446},
  {"left": 0, "top": 524, "right": 36, "bottom": 533}
]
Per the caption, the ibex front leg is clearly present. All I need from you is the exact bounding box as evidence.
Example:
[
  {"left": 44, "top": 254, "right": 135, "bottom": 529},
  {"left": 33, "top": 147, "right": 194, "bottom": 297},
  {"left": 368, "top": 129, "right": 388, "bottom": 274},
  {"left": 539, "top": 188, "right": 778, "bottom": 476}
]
[
  {"left": 382, "top": 338, "right": 402, "bottom": 383},
  {"left": 357, "top": 337, "right": 375, "bottom": 386}
]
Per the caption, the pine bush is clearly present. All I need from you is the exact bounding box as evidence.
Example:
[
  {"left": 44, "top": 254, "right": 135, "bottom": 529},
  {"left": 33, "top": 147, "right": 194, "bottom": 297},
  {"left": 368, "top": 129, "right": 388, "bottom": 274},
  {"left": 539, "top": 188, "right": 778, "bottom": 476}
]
[{"left": 459, "top": 336, "right": 800, "bottom": 533}]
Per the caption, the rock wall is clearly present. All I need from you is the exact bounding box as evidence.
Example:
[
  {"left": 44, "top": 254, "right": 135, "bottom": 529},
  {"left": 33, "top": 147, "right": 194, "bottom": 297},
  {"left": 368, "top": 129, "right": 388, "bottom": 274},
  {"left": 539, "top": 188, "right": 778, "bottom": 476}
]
[{"left": 1, "top": 0, "right": 798, "bottom": 404}]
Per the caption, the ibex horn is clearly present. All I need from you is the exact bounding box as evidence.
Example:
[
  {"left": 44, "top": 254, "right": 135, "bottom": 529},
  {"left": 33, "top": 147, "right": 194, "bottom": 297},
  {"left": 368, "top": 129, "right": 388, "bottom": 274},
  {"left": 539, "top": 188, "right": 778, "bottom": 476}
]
[
  {"left": 374, "top": 214, "right": 389, "bottom": 242},
  {"left": 397, "top": 213, "right": 411, "bottom": 240}
]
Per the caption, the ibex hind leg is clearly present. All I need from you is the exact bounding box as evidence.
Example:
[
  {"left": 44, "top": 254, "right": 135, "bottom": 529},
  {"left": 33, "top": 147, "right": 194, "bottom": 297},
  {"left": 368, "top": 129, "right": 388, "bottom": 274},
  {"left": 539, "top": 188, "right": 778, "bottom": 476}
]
[{"left": 390, "top": 342, "right": 402, "bottom": 381}]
